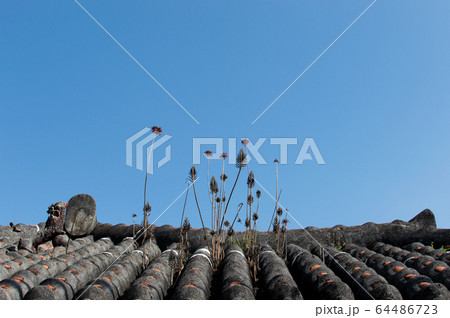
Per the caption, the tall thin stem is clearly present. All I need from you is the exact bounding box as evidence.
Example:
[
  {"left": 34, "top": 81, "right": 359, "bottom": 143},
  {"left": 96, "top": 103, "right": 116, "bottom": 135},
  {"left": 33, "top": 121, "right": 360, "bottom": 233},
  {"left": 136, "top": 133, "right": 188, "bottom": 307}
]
[
  {"left": 268, "top": 189, "right": 282, "bottom": 231},
  {"left": 178, "top": 182, "right": 190, "bottom": 271},
  {"left": 220, "top": 167, "right": 242, "bottom": 230},
  {"left": 217, "top": 159, "right": 225, "bottom": 232},
  {"left": 224, "top": 203, "right": 244, "bottom": 246},
  {"left": 268, "top": 163, "right": 280, "bottom": 231},
  {"left": 245, "top": 147, "right": 249, "bottom": 222},
  {"left": 206, "top": 158, "right": 215, "bottom": 229},
  {"left": 143, "top": 134, "right": 157, "bottom": 209},
  {"left": 180, "top": 181, "right": 190, "bottom": 229}
]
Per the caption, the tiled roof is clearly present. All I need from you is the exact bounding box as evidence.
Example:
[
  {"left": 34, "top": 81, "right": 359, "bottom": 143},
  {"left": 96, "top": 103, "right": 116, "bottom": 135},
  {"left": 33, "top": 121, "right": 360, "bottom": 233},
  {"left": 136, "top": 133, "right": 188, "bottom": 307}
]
[{"left": 0, "top": 209, "right": 449, "bottom": 300}]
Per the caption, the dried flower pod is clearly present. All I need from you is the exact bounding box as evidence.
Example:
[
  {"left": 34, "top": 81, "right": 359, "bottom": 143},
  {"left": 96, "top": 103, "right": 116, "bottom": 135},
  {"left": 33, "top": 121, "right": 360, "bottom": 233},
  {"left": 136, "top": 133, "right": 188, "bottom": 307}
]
[
  {"left": 236, "top": 149, "right": 247, "bottom": 168},
  {"left": 220, "top": 153, "right": 228, "bottom": 159},
  {"left": 276, "top": 207, "right": 283, "bottom": 216},
  {"left": 247, "top": 194, "right": 254, "bottom": 205},
  {"left": 222, "top": 196, "right": 226, "bottom": 202},
  {"left": 151, "top": 126, "right": 162, "bottom": 135},
  {"left": 189, "top": 166, "right": 198, "bottom": 181},
  {"left": 215, "top": 197, "right": 221, "bottom": 203},
  {"left": 247, "top": 171, "right": 255, "bottom": 188},
  {"left": 228, "top": 228, "right": 234, "bottom": 236},
  {"left": 183, "top": 218, "right": 191, "bottom": 231},
  {"left": 282, "top": 218, "right": 289, "bottom": 226},
  {"left": 256, "top": 189, "right": 261, "bottom": 198},
  {"left": 224, "top": 220, "right": 230, "bottom": 227},
  {"left": 220, "top": 173, "right": 228, "bottom": 181},
  {"left": 144, "top": 202, "right": 152, "bottom": 213},
  {"left": 245, "top": 217, "right": 251, "bottom": 228},
  {"left": 210, "top": 230, "right": 216, "bottom": 236},
  {"left": 210, "top": 176, "right": 219, "bottom": 194},
  {"left": 274, "top": 158, "right": 279, "bottom": 163},
  {"left": 241, "top": 138, "right": 250, "bottom": 146},
  {"left": 204, "top": 150, "right": 213, "bottom": 157},
  {"left": 252, "top": 213, "right": 259, "bottom": 221}
]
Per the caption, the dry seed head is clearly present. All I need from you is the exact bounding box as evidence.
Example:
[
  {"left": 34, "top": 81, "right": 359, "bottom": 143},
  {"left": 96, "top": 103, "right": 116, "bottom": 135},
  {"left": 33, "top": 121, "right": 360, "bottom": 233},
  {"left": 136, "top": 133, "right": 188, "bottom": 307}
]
[
  {"left": 224, "top": 220, "right": 230, "bottom": 227},
  {"left": 210, "top": 176, "right": 219, "bottom": 194},
  {"left": 215, "top": 197, "right": 221, "bottom": 203},
  {"left": 144, "top": 202, "right": 151, "bottom": 213},
  {"left": 256, "top": 189, "right": 261, "bottom": 198},
  {"left": 276, "top": 207, "right": 283, "bottom": 216},
  {"left": 204, "top": 150, "right": 213, "bottom": 157},
  {"left": 189, "top": 166, "right": 198, "bottom": 181},
  {"left": 247, "top": 171, "right": 255, "bottom": 188},
  {"left": 222, "top": 196, "right": 226, "bottom": 202},
  {"left": 228, "top": 228, "right": 234, "bottom": 236},
  {"left": 252, "top": 213, "right": 259, "bottom": 221},
  {"left": 151, "top": 126, "right": 162, "bottom": 135},
  {"left": 236, "top": 149, "right": 247, "bottom": 168},
  {"left": 241, "top": 138, "right": 250, "bottom": 146},
  {"left": 220, "top": 153, "right": 228, "bottom": 160},
  {"left": 183, "top": 218, "right": 191, "bottom": 231},
  {"left": 247, "top": 194, "right": 254, "bottom": 205},
  {"left": 220, "top": 173, "right": 228, "bottom": 181},
  {"left": 245, "top": 217, "right": 251, "bottom": 228}
]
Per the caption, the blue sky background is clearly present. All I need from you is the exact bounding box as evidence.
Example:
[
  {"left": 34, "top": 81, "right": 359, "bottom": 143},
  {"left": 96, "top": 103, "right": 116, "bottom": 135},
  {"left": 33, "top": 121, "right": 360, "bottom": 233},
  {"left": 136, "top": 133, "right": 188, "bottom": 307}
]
[{"left": 1, "top": 0, "right": 450, "bottom": 231}]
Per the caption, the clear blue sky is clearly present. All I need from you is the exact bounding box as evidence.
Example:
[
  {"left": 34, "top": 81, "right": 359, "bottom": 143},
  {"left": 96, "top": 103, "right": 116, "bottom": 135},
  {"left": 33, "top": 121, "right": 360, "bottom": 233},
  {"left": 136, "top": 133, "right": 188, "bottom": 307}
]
[{"left": 1, "top": 0, "right": 450, "bottom": 231}]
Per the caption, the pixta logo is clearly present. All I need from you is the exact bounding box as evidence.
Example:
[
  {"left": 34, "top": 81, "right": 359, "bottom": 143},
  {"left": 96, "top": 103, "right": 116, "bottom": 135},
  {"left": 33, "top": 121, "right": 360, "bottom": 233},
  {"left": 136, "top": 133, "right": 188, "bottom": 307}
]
[
  {"left": 192, "top": 138, "right": 325, "bottom": 165},
  {"left": 126, "top": 127, "right": 172, "bottom": 174}
]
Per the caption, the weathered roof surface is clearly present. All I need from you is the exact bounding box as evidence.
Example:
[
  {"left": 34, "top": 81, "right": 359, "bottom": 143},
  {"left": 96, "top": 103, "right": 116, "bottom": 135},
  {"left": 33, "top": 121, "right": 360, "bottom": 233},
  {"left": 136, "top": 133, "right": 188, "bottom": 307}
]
[{"left": 0, "top": 209, "right": 449, "bottom": 300}]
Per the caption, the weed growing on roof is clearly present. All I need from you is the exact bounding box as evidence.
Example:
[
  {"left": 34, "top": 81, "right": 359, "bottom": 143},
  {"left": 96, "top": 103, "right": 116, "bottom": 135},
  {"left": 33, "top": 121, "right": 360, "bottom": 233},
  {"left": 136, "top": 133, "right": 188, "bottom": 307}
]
[
  {"left": 273, "top": 207, "right": 283, "bottom": 253},
  {"left": 186, "top": 149, "right": 247, "bottom": 270},
  {"left": 177, "top": 178, "right": 192, "bottom": 274},
  {"left": 177, "top": 217, "right": 191, "bottom": 274},
  {"left": 142, "top": 203, "right": 153, "bottom": 268},
  {"left": 140, "top": 126, "right": 162, "bottom": 269},
  {"left": 142, "top": 126, "right": 161, "bottom": 241},
  {"left": 223, "top": 202, "right": 244, "bottom": 250},
  {"left": 431, "top": 242, "right": 450, "bottom": 252},
  {"left": 281, "top": 212, "right": 289, "bottom": 260},
  {"left": 181, "top": 144, "right": 294, "bottom": 289},
  {"left": 240, "top": 146, "right": 260, "bottom": 283},
  {"left": 132, "top": 213, "right": 137, "bottom": 238},
  {"left": 268, "top": 159, "right": 281, "bottom": 231}
]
